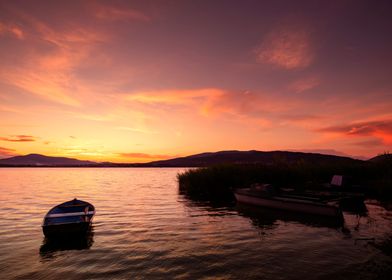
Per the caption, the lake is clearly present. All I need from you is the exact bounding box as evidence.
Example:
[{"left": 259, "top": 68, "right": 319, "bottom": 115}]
[{"left": 0, "top": 168, "right": 391, "bottom": 279}]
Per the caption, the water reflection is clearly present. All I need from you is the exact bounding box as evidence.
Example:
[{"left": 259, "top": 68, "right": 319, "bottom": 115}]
[
  {"left": 236, "top": 203, "right": 344, "bottom": 229},
  {"left": 180, "top": 190, "right": 344, "bottom": 229},
  {"left": 39, "top": 228, "right": 94, "bottom": 259},
  {"left": 339, "top": 200, "right": 368, "bottom": 215},
  {"left": 374, "top": 236, "right": 392, "bottom": 256}
]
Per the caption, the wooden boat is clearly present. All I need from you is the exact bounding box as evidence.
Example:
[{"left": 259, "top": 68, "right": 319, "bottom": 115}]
[
  {"left": 234, "top": 184, "right": 342, "bottom": 218},
  {"left": 42, "top": 199, "right": 95, "bottom": 237}
]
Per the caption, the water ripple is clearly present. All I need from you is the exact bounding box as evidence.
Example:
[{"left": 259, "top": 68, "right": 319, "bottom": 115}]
[{"left": 0, "top": 168, "right": 392, "bottom": 279}]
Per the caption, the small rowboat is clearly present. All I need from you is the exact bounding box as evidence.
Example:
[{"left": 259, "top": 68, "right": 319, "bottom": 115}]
[
  {"left": 234, "top": 184, "right": 342, "bottom": 218},
  {"left": 42, "top": 198, "right": 95, "bottom": 237}
]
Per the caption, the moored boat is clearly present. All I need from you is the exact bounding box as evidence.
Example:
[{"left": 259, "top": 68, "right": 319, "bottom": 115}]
[
  {"left": 42, "top": 198, "right": 95, "bottom": 237},
  {"left": 234, "top": 184, "right": 342, "bottom": 218}
]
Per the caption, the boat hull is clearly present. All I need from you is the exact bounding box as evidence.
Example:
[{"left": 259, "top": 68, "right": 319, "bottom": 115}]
[
  {"left": 43, "top": 221, "right": 92, "bottom": 238},
  {"left": 234, "top": 191, "right": 342, "bottom": 218}
]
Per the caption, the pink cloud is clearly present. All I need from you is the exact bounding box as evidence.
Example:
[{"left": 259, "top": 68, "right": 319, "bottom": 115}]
[
  {"left": 0, "top": 14, "right": 108, "bottom": 107},
  {"left": 201, "top": 90, "right": 267, "bottom": 117},
  {"left": 351, "top": 139, "right": 384, "bottom": 147},
  {"left": 93, "top": 4, "right": 150, "bottom": 22},
  {"left": 127, "top": 88, "right": 223, "bottom": 105},
  {"left": 318, "top": 119, "right": 392, "bottom": 145},
  {"left": 0, "top": 135, "right": 36, "bottom": 142},
  {"left": 119, "top": 153, "right": 173, "bottom": 160},
  {"left": 289, "top": 77, "right": 320, "bottom": 93},
  {"left": 0, "top": 21, "right": 24, "bottom": 39},
  {"left": 256, "top": 26, "right": 314, "bottom": 69},
  {"left": 126, "top": 88, "right": 298, "bottom": 126},
  {"left": 0, "top": 146, "right": 18, "bottom": 158}
]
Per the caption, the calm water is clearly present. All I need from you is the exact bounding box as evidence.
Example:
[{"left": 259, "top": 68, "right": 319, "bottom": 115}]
[{"left": 1, "top": 168, "right": 392, "bottom": 279}]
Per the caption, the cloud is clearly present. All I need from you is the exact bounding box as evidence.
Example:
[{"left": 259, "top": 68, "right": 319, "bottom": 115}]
[
  {"left": 351, "top": 139, "right": 384, "bottom": 147},
  {"left": 277, "top": 113, "right": 324, "bottom": 128},
  {"left": 289, "top": 77, "right": 320, "bottom": 93},
  {"left": 279, "top": 114, "right": 322, "bottom": 121},
  {"left": 0, "top": 104, "right": 22, "bottom": 114},
  {"left": 0, "top": 135, "right": 36, "bottom": 142},
  {"left": 0, "top": 146, "right": 18, "bottom": 158},
  {"left": 0, "top": 13, "right": 107, "bottom": 107},
  {"left": 200, "top": 90, "right": 273, "bottom": 120},
  {"left": 256, "top": 26, "right": 314, "bottom": 69},
  {"left": 318, "top": 119, "right": 392, "bottom": 144},
  {"left": 127, "top": 88, "right": 223, "bottom": 105},
  {"left": 127, "top": 88, "right": 275, "bottom": 119},
  {"left": 115, "top": 126, "right": 157, "bottom": 134},
  {"left": 93, "top": 3, "right": 150, "bottom": 22},
  {"left": 0, "top": 21, "right": 24, "bottom": 39},
  {"left": 119, "top": 153, "right": 173, "bottom": 160},
  {"left": 69, "top": 112, "right": 117, "bottom": 122}
]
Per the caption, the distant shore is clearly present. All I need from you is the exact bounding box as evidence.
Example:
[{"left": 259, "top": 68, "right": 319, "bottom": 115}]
[
  {"left": 0, "top": 165, "right": 184, "bottom": 168},
  {"left": 0, "top": 150, "right": 370, "bottom": 168}
]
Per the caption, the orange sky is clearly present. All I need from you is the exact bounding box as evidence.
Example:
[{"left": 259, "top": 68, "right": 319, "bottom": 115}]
[{"left": 1, "top": 0, "right": 392, "bottom": 162}]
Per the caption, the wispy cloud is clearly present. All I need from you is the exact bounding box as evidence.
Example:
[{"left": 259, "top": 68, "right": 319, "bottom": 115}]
[
  {"left": 0, "top": 10, "right": 107, "bottom": 107},
  {"left": 69, "top": 111, "right": 118, "bottom": 122},
  {"left": 119, "top": 152, "right": 173, "bottom": 160},
  {"left": 256, "top": 26, "right": 314, "bottom": 69},
  {"left": 0, "top": 104, "right": 22, "bottom": 114},
  {"left": 92, "top": 3, "right": 150, "bottom": 22},
  {"left": 278, "top": 114, "right": 324, "bottom": 127},
  {"left": 289, "top": 77, "right": 320, "bottom": 93},
  {"left": 127, "top": 88, "right": 274, "bottom": 119},
  {"left": 0, "top": 21, "right": 24, "bottom": 39},
  {"left": 115, "top": 126, "right": 157, "bottom": 134},
  {"left": 318, "top": 119, "right": 392, "bottom": 144},
  {"left": 200, "top": 90, "right": 274, "bottom": 118},
  {"left": 127, "top": 88, "right": 223, "bottom": 105},
  {"left": 351, "top": 139, "right": 384, "bottom": 147},
  {"left": 0, "top": 146, "right": 18, "bottom": 158},
  {"left": 0, "top": 135, "right": 36, "bottom": 142}
]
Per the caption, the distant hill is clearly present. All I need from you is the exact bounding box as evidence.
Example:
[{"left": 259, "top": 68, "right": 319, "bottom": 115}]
[
  {"left": 368, "top": 153, "right": 392, "bottom": 163},
  {"left": 0, "top": 150, "right": 363, "bottom": 167},
  {"left": 0, "top": 154, "right": 97, "bottom": 166},
  {"left": 146, "top": 150, "right": 360, "bottom": 167}
]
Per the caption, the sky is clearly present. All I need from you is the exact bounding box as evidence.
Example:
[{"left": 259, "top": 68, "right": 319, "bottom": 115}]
[{"left": 0, "top": 0, "right": 392, "bottom": 162}]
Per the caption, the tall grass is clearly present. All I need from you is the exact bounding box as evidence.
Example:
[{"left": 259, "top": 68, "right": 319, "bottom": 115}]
[{"left": 177, "top": 155, "right": 392, "bottom": 200}]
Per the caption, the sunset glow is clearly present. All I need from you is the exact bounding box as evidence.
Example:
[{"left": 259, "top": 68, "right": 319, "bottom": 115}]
[{"left": 1, "top": 0, "right": 391, "bottom": 162}]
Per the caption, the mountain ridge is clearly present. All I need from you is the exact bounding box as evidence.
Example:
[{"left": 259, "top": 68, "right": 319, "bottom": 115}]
[
  {"left": 0, "top": 153, "right": 96, "bottom": 166},
  {"left": 0, "top": 150, "right": 363, "bottom": 167}
]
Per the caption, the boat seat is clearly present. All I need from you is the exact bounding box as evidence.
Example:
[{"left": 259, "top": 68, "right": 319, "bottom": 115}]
[{"left": 46, "top": 211, "right": 95, "bottom": 218}]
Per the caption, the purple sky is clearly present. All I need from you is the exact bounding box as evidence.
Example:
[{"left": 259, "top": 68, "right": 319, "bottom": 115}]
[{"left": 0, "top": 0, "right": 391, "bottom": 161}]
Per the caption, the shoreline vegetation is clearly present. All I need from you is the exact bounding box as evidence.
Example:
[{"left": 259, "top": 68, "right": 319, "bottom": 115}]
[{"left": 178, "top": 153, "right": 392, "bottom": 201}]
